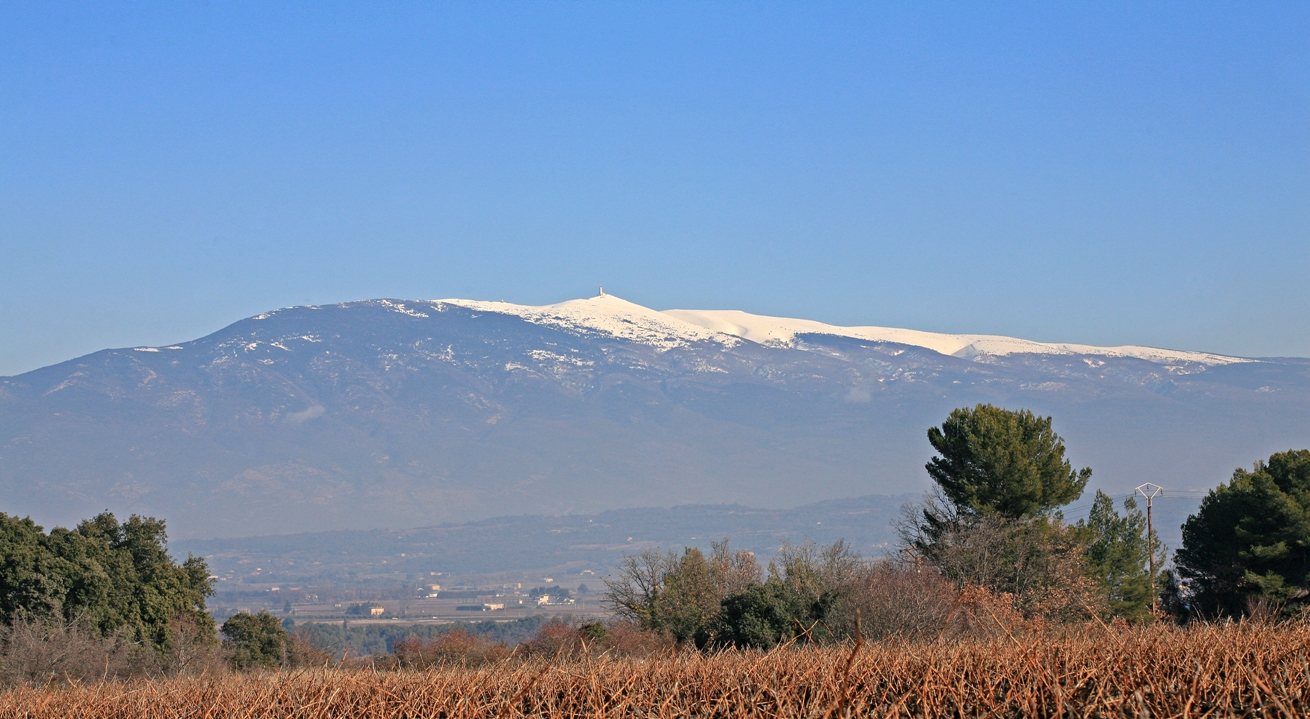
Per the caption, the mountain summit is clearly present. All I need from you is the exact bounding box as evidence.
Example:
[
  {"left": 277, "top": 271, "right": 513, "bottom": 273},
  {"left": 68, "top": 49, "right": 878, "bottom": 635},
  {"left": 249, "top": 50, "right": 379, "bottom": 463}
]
[
  {"left": 430, "top": 293, "right": 1247, "bottom": 365},
  {"left": 2, "top": 295, "right": 1306, "bottom": 539}
]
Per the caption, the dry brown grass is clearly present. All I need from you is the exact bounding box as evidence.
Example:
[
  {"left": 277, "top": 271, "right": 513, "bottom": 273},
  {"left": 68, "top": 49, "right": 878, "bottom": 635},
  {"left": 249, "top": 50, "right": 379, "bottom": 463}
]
[{"left": 2, "top": 621, "right": 1308, "bottom": 718}]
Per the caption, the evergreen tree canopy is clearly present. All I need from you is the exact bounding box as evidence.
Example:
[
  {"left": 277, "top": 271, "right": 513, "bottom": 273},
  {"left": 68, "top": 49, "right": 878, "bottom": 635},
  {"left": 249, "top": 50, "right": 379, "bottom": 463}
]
[
  {"left": 926, "top": 404, "right": 1090, "bottom": 519},
  {"left": 1076, "top": 491, "right": 1161, "bottom": 622},
  {"left": 0, "top": 511, "right": 214, "bottom": 648},
  {"left": 221, "top": 611, "right": 290, "bottom": 669},
  {"left": 708, "top": 579, "right": 834, "bottom": 650},
  {"left": 1175, "top": 449, "right": 1310, "bottom": 617}
]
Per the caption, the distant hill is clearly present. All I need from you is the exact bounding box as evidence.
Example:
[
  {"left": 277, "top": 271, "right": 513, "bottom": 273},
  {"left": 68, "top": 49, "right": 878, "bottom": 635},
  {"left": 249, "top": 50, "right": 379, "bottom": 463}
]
[
  {"left": 177, "top": 491, "right": 1206, "bottom": 584},
  {"left": 2, "top": 295, "right": 1307, "bottom": 539},
  {"left": 177, "top": 493, "right": 915, "bottom": 585}
]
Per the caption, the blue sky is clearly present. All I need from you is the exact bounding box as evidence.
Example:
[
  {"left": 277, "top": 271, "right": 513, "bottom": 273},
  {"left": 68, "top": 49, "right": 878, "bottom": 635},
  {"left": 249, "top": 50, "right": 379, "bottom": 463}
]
[{"left": 2, "top": 2, "right": 1307, "bottom": 376}]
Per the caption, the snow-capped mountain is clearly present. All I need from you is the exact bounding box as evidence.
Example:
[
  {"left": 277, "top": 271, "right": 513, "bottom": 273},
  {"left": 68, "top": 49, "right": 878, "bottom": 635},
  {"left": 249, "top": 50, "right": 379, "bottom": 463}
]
[
  {"left": 664, "top": 308, "right": 1247, "bottom": 366},
  {"left": 1, "top": 295, "right": 1307, "bottom": 539},
  {"left": 435, "top": 293, "right": 1247, "bottom": 365},
  {"left": 439, "top": 295, "right": 734, "bottom": 350}
]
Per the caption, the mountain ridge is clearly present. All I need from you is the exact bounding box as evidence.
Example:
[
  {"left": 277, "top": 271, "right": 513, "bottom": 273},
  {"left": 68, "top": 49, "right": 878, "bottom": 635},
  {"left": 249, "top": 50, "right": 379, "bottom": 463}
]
[
  {"left": 2, "top": 295, "right": 1307, "bottom": 540},
  {"left": 50, "top": 293, "right": 1256, "bottom": 379}
]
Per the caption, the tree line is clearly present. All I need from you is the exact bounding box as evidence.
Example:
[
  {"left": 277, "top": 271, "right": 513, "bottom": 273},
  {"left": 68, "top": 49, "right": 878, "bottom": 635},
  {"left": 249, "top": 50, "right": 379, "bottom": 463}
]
[
  {"left": 1, "top": 402, "right": 1307, "bottom": 673},
  {"left": 604, "top": 404, "right": 1310, "bottom": 648},
  {"left": 0, "top": 512, "right": 213, "bottom": 648},
  {"left": 0, "top": 511, "right": 316, "bottom": 680}
]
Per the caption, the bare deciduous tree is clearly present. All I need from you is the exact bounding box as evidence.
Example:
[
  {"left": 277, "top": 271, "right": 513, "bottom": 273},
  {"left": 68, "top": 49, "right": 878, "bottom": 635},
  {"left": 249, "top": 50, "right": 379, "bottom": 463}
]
[
  {"left": 603, "top": 549, "right": 676, "bottom": 628},
  {"left": 709, "top": 539, "right": 761, "bottom": 598}
]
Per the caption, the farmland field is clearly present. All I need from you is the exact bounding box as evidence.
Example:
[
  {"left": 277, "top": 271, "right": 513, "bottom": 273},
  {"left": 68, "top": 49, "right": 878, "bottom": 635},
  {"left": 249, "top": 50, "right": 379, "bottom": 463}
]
[{"left": 2, "top": 622, "right": 1307, "bottom": 718}]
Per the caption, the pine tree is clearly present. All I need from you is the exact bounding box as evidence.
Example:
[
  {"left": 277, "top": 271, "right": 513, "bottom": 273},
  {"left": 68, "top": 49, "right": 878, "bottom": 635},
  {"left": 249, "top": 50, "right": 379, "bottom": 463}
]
[
  {"left": 1077, "top": 491, "right": 1163, "bottom": 622},
  {"left": 925, "top": 404, "right": 1090, "bottom": 520},
  {"left": 1175, "top": 449, "right": 1310, "bottom": 617}
]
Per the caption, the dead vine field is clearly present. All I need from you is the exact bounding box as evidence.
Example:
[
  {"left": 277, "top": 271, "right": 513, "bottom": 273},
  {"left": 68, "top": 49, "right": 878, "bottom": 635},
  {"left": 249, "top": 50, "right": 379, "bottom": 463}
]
[{"left": 2, "top": 622, "right": 1308, "bottom": 718}]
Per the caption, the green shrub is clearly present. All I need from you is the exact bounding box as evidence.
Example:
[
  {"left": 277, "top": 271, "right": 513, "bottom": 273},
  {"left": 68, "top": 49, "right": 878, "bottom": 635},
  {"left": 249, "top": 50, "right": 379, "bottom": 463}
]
[
  {"left": 708, "top": 580, "right": 833, "bottom": 650},
  {"left": 221, "top": 612, "right": 289, "bottom": 669}
]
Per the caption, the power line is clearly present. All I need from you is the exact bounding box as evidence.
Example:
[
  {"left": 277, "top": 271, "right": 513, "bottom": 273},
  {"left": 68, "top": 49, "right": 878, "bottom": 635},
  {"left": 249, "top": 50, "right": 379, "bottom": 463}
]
[{"left": 1060, "top": 491, "right": 1209, "bottom": 516}]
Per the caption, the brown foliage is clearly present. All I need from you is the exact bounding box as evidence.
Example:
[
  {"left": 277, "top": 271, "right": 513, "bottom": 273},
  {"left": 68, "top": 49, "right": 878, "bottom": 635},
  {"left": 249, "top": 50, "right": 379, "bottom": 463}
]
[
  {"left": 901, "top": 498, "right": 1106, "bottom": 623},
  {"left": 593, "top": 621, "right": 676, "bottom": 657},
  {"left": 835, "top": 562, "right": 1053, "bottom": 644},
  {"left": 0, "top": 615, "right": 226, "bottom": 688},
  {"left": 520, "top": 619, "right": 676, "bottom": 660},
  {"left": 3, "top": 622, "right": 1308, "bottom": 716},
  {"left": 519, "top": 620, "right": 584, "bottom": 659},
  {"left": 834, "top": 561, "right": 959, "bottom": 641},
  {"left": 287, "top": 631, "right": 334, "bottom": 669},
  {"left": 156, "top": 616, "right": 225, "bottom": 678},
  {"left": 940, "top": 585, "right": 1034, "bottom": 641},
  {"left": 392, "top": 629, "right": 510, "bottom": 668},
  {"left": 0, "top": 619, "right": 146, "bottom": 687}
]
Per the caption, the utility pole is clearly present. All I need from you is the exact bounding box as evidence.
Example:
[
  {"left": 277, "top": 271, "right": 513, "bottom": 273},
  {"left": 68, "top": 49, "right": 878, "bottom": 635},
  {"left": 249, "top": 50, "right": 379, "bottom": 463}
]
[{"left": 1136, "top": 482, "right": 1164, "bottom": 614}]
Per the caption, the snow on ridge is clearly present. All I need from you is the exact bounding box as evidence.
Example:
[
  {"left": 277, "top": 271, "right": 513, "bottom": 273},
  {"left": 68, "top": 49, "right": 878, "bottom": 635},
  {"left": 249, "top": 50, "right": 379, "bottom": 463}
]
[
  {"left": 254, "top": 295, "right": 1247, "bottom": 366},
  {"left": 662, "top": 309, "right": 1251, "bottom": 366},
  {"left": 435, "top": 295, "right": 734, "bottom": 350}
]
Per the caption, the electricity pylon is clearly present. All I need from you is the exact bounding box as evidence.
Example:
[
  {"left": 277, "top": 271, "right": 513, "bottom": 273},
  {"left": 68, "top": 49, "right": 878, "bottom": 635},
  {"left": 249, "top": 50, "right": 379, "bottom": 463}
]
[{"left": 1135, "top": 482, "right": 1165, "bottom": 614}]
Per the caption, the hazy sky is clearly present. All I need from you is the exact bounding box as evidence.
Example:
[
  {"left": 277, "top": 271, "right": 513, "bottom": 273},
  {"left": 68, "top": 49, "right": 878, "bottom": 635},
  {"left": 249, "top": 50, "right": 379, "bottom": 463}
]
[{"left": 2, "top": 3, "right": 1307, "bottom": 376}]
